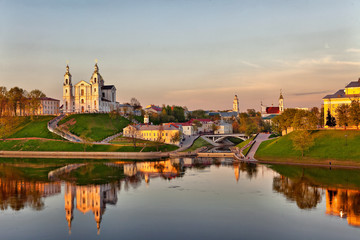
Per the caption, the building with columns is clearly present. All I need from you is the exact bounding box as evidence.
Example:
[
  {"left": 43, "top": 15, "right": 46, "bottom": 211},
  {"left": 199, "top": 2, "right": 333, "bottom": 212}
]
[{"left": 63, "top": 63, "right": 117, "bottom": 113}]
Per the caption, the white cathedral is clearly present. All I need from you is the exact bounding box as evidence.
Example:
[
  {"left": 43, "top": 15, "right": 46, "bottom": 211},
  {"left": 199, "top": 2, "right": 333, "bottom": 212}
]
[{"left": 63, "top": 63, "right": 118, "bottom": 113}]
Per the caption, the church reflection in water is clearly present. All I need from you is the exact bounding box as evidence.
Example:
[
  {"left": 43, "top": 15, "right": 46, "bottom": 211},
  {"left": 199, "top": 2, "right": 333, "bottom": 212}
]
[{"left": 1, "top": 159, "right": 360, "bottom": 233}]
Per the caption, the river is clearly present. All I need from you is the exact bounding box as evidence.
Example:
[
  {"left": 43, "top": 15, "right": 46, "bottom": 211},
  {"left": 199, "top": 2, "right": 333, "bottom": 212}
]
[{"left": 0, "top": 157, "right": 359, "bottom": 239}]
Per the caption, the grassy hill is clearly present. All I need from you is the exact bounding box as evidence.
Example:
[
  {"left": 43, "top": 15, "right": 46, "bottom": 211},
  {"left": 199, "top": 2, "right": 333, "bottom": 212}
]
[
  {"left": 58, "top": 114, "right": 130, "bottom": 141},
  {"left": 255, "top": 130, "right": 360, "bottom": 165},
  {"left": 6, "top": 116, "right": 62, "bottom": 140}
]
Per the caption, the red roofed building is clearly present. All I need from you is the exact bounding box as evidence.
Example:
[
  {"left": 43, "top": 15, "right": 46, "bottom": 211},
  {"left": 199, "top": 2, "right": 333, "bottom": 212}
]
[{"left": 261, "top": 91, "right": 284, "bottom": 121}]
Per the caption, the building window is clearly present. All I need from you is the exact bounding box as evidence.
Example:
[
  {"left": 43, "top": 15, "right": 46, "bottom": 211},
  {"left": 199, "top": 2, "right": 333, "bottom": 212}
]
[
  {"left": 94, "top": 100, "right": 96, "bottom": 107},
  {"left": 81, "top": 99, "right": 84, "bottom": 104},
  {"left": 81, "top": 89, "right": 84, "bottom": 96},
  {"left": 65, "top": 89, "right": 67, "bottom": 93},
  {"left": 94, "top": 78, "right": 97, "bottom": 83},
  {"left": 94, "top": 88, "right": 96, "bottom": 92},
  {"left": 102, "top": 92, "right": 105, "bottom": 98}
]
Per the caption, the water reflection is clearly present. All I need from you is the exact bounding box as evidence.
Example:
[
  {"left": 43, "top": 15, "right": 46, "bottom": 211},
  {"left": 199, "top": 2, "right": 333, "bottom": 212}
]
[
  {"left": 273, "top": 176, "right": 322, "bottom": 209},
  {"left": 0, "top": 158, "right": 360, "bottom": 237},
  {"left": 0, "top": 179, "right": 60, "bottom": 211},
  {"left": 326, "top": 189, "right": 360, "bottom": 227}
]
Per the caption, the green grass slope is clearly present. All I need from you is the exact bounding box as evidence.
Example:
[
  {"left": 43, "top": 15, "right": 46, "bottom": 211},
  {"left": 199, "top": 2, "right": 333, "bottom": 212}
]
[
  {"left": 256, "top": 130, "right": 360, "bottom": 163},
  {"left": 8, "top": 116, "right": 62, "bottom": 140},
  {"left": 59, "top": 114, "right": 130, "bottom": 141},
  {"left": 270, "top": 164, "right": 360, "bottom": 190},
  {"left": 183, "top": 137, "right": 211, "bottom": 152}
]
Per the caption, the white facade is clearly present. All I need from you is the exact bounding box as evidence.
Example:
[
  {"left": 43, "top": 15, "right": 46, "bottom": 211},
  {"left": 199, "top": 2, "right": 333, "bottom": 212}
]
[
  {"left": 39, "top": 97, "right": 60, "bottom": 115},
  {"left": 233, "top": 95, "right": 239, "bottom": 113},
  {"left": 214, "top": 122, "right": 233, "bottom": 134},
  {"left": 63, "top": 64, "right": 117, "bottom": 113}
]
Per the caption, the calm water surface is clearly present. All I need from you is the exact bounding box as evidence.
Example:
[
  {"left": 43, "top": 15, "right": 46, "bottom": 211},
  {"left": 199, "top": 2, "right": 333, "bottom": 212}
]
[{"left": 0, "top": 158, "right": 359, "bottom": 239}]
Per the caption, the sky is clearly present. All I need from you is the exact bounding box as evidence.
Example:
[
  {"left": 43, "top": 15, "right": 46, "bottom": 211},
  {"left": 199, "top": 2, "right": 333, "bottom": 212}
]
[{"left": 1, "top": 0, "right": 360, "bottom": 111}]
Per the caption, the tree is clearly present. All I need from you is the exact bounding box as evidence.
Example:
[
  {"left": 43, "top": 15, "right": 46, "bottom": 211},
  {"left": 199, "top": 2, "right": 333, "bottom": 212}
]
[
  {"left": 8, "top": 87, "right": 26, "bottom": 116},
  {"left": 247, "top": 109, "right": 256, "bottom": 117},
  {"left": 28, "top": 89, "right": 46, "bottom": 118},
  {"left": 325, "top": 109, "right": 336, "bottom": 127},
  {"left": 211, "top": 123, "right": 219, "bottom": 133},
  {"left": 292, "top": 110, "right": 317, "bottom": 130},
  {"left": 156, "top": 125, "right": 164, "bottom": 151},
  {"left": 291, "top": 130, "right": 314, "bottom": 158},
  {"left": 245, "top": 123, "right": 258, "bottom": 137},
  {"left": 171, "top": 131, "right": 181, "bottom": 144},
  {"left": 130, "top": 97, "right": 141, "bottom": 109},
  {"left": 336, "top": 104, "right": 350, "bottom": 129},
  {"left": 349, "top": 100, "right": 360, "bottom": 129},
  {"left": 128, "top": 125, "right": 138, "bottom": 149},
  {"left": 192, "top": 120, "right": 202, "bottom": 132},
  {"left": 0, "top": 87, "right": 8, "bottom": 117}
]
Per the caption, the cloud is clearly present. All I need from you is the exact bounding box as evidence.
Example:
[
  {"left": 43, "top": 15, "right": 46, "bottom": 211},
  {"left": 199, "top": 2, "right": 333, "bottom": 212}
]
[
  {"left": 292, "top": 90, "right": 331, "bottom": 96},
  {"left": 346, "top": 48, "right": 360, "bottom": 53},
  {"left": 240, "top": 60, "right": 261, "bottom": 68},
  {"left": 279, "top": 56, "right": 360, "bottom": 67}
]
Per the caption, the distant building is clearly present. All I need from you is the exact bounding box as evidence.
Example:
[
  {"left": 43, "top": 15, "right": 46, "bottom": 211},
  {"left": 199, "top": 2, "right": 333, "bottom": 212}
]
[
  {"left": 233, "top": 95, "right": 239, "bottom": 113},
  {"left": 261, "top": 91, "right": 284, "bottom": 122},
  {"left": 63, "top": 63, "right": 118, "bottom": 113},
  {"left": 123, "top": 124, "right": 180, "bottom": 145},
  {"left": 323, "top": 78, "right": 360, "bottom": 127},
  {"left": 38, "top": 97, "right": 60, "bottom": 115},
  {"left": 214, "top": 121, "right": 233, "bottom": 134},
  {"left": 144, "top": 104, "right": 162, "bottom": 114}
]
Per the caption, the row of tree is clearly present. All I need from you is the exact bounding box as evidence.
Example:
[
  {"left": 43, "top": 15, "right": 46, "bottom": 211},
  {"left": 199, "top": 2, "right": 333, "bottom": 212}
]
[
  {"left": 327, "top": 100, "right": 360, "bottom": 129},
  {"left": 0, "top": 86, "right": 46, "bottom": 117}
]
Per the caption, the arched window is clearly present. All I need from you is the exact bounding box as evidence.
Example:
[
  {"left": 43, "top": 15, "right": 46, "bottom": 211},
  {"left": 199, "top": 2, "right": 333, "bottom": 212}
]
[
  {"left": 81, "top": 99, "right": 84, "bottom": 104},
  {"left": 65, "top": 79, "right": 68, "bottom": 84},
  {"left": 65, "top": 89, "right": 67, "bottom": 93},
  {"left": 94, "top": 78, "right": 97, "bottom": 83},
  {"left": 81, "top": 89, "right": 84, "bottom": 96},
  {"left": 94, "top": 88, "right": 96, "bottom": 93},
  {"left": 65, "top": 101, "right": 68, "bottom": 110},
  {"left": 94, "top": 100, "right": 96, "bottom": 107}
]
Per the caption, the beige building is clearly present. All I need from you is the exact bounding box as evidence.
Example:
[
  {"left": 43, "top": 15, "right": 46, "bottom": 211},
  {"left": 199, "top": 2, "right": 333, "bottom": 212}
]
[
  {"left": 37, "top": 97, "right": 60, "bottom": 115},
  {"left": 233, "top": 95, "right": 239, "bottom": 113},
  {"left": 63, "top": 63, "right": 117, "bottom": 113},
  {"left": 123, "top": 124, "right": 180, "bottom": 145}
]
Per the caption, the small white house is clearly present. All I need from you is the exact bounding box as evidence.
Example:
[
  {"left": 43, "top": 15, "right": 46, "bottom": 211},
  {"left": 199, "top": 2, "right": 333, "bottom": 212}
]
[{"left": 214, "top": 122, "right": 233, "bottom": 134}]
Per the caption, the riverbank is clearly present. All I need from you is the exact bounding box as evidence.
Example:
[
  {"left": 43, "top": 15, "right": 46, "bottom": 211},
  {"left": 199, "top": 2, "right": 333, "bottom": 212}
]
[
  {"left": 0, "top": 150, "right": 169, "bottom": 159},
  {"left": 255, "top": 130, "right": 360, "bottom": 167}
]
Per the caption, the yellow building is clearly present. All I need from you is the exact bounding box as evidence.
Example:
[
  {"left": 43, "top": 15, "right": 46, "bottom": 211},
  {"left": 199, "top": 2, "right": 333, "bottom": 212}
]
[
  {"left": 123, "top": 124, "right": 180, "bottom": 145},
  {"left": 326, "top": 188, "right": 360, "bottom": 227},
  {"left": 323, "top": 78, "right": 360, "bottom": 127}
]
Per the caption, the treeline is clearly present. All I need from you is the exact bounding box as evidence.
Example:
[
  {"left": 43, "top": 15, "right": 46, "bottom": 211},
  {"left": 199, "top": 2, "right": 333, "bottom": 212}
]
[
  {"left": 0, "top": 86, "right": 46, "bottom": 117},
  {"left": 149, "top": 105, "right": 186, "bottom": 124},
  {"left": 272, "top": 108, "right": 323, "bottom": 134},
  {"left": 327, "top": 100, "right": 360, "bottom": 129},
  {"left": 232, "top": 109, "right": 271, "bottom": 136}
]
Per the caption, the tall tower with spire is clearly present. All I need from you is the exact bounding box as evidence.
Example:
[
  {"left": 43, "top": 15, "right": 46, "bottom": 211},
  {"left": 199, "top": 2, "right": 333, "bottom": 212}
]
[
  {"left": 89, "top": 63, "right": 103, "bottom": 111},
  {"left": 279, "top": 90, "right": 284, "bottom": 113},
  {"left": 233, "top": 95, "right": 239, "bottom": 113},
  {"left": 63, "top": 64, "right": 74, "bottom": 113}
]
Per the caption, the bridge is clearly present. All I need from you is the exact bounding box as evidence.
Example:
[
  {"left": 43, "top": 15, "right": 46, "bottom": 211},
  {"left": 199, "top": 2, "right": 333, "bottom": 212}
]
[{"left": 201, "top": 133, "right": 249, "bottom": 144}]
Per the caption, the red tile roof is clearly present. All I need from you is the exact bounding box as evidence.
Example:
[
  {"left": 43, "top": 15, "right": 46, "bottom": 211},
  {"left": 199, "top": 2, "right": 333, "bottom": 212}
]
[{"left": 266, "top": 107, "right": 280, "bottom": 114}]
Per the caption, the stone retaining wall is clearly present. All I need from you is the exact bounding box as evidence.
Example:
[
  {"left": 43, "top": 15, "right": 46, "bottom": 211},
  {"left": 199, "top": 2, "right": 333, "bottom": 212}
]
[{"left": 0, "top": 151, "right": 169, "bottom": 159}]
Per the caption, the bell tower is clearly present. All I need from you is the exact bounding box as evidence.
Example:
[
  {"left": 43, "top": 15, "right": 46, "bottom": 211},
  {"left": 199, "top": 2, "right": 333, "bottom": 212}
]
[
  {"left": 233, "top": 95, "right": 239, "bottom": 113},
  {"left": 63, "top": 64, "right": 74, "bottom": 113},
  {"left": 279, "top": 89, "right": 284, "bottom": 113},
  {"left": 90, "top": 62, "right": 102, "bottom": 112}
]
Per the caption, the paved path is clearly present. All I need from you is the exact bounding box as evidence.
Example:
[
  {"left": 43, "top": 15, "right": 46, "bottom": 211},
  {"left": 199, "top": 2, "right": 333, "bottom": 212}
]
[
  {"left": 175, "top": 135, "right": 199, "bottom": 152},
  {"left": 47, "top": 114, "right": 83, "bottom": 143},
  {"left": 246, "top": 133, "right": 271, "bottom": 160}
]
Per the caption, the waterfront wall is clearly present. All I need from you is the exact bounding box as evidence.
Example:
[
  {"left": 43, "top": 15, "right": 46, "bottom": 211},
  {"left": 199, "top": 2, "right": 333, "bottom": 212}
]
[{"left": 0, "top": 151, "right": 169, "bottom": 159}]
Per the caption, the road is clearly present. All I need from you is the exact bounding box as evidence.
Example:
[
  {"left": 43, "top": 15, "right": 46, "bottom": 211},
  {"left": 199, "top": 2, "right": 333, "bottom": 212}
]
[{"left": 247, "top": 133, "right": 271, "bottom": 160}]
